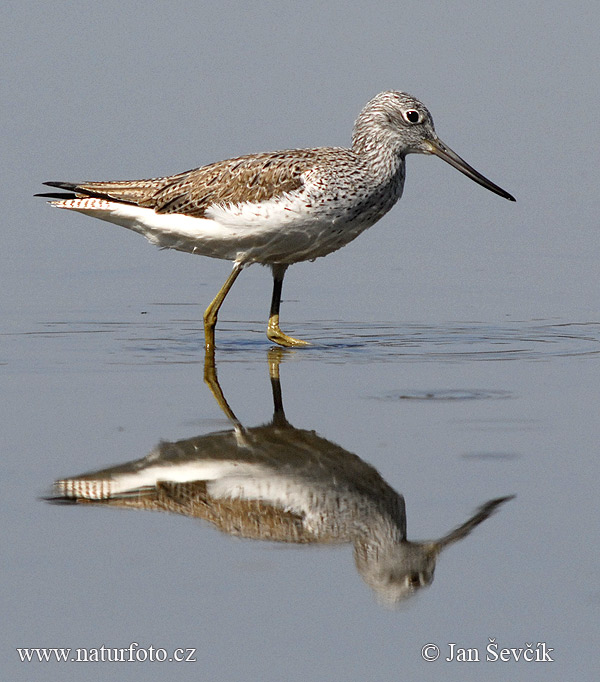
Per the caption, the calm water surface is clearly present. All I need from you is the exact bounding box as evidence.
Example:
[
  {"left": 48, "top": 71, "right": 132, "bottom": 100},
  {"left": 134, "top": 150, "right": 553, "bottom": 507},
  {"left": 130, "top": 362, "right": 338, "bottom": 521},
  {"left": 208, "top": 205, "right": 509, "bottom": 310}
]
[{"left": 3, "top": 308, "right": 598, "bottom": 681}]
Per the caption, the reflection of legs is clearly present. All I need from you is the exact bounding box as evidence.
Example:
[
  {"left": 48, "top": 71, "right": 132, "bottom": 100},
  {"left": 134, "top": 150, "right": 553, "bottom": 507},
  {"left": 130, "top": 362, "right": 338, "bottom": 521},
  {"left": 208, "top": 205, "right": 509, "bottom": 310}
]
[
  {"left": 267, "top": 264, "right": 310, "bottom": 347},
  {"left": 203, "top": 346, "right": 242, "bottom": 429},
  {"left": 267, "top": 347, "right": 290, "bottom": 427},
  {"left": 203, "top": 262, "right": 243, "bottom": 351}
]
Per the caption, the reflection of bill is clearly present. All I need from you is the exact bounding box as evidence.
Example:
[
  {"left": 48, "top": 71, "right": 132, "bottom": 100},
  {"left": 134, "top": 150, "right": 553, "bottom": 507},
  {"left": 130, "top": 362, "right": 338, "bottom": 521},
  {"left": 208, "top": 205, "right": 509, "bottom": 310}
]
[{"left": 47, "top": 352, "right": 513, "bottom": 605}]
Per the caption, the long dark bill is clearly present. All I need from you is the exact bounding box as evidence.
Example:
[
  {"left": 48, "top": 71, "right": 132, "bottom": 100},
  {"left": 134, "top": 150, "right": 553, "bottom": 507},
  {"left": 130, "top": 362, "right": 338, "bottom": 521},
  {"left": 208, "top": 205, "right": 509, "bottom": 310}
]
[{"left": 427, "top": 138, "right": 516, "bottom": 202}]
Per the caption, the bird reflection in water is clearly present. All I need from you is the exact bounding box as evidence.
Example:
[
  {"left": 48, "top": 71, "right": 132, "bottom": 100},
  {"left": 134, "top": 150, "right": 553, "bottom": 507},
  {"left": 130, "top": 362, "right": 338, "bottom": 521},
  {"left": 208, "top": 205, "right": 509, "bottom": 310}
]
[{"left": 48, "top": 350, "right": 513, "bottom": 605}]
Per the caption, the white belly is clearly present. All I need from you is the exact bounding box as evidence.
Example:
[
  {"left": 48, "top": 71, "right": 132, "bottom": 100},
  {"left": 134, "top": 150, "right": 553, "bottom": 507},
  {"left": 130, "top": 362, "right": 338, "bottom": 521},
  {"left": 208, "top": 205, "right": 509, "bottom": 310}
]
[{"left": 51, "top": 185, "right": 398, "bottom": 265}]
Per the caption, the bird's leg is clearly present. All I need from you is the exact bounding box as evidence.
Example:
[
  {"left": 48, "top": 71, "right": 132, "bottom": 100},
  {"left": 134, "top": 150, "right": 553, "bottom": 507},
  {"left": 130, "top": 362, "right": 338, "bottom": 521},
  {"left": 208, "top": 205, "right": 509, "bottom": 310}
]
[
  {"left": 203, "top": 262, "right": 243, "bottom": 352},
  {"left": 267, "top": 264, "right": 310, "bottom": 347},
  {"left": 267, "top": 348, "right": 292, "bottom": 428},
  {"left": 203, "top": 345, "right": 243, "bottom": 429}
]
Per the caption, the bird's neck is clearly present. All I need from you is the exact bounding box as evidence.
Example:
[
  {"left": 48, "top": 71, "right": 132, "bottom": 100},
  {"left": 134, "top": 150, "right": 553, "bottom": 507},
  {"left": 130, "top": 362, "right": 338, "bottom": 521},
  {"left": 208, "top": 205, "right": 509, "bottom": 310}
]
[{"left": 352, "top": 129, "right": 405, "bottom": 185}]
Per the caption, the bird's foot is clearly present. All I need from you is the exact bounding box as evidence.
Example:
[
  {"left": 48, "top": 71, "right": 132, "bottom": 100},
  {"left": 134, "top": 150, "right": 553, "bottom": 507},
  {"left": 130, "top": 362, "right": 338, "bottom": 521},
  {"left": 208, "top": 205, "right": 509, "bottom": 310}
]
[{"left": 267, "top": 315, "right": 310, "bottom": 347}]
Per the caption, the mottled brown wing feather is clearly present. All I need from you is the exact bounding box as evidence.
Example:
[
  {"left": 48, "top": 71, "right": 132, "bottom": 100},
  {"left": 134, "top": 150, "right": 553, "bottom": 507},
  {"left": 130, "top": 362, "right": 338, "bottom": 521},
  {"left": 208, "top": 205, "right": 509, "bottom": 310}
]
[
  {"left": 64, "top": 149, "right": 328, "bottom": 217},
  {"left": 145, "top": 150, "right": 321, "bottom": 217},
  {"left": 87, "top": 480, "right": 317, "bottom": 542},
  {"left": 56, "top": 177, "right": 182, "bottom": 205}
]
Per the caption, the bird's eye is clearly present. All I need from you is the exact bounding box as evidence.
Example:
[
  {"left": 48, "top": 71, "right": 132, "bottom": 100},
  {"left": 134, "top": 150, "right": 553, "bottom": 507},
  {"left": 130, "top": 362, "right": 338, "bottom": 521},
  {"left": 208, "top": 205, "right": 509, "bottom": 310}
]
[
  {"left": 407, "top": 573, "right": 422, "bottom": 587},
  {"left": 403, "top": 109, "right": 422, "bottom": 124}
]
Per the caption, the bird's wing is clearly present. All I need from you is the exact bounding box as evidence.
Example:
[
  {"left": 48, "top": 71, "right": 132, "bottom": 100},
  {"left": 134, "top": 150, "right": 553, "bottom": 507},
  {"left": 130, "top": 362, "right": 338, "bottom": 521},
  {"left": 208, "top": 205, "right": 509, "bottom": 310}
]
[{"left": 41, "top": 149, "right": 332, "bottom": 218}]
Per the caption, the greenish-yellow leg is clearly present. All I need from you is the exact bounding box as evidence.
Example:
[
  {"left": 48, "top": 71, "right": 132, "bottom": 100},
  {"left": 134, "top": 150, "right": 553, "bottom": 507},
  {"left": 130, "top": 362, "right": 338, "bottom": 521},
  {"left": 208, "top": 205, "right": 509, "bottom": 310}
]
[
  {"left": 203, "top": 344, "right": 242, "bottom": 428},
  {"left": 203, "top": 262, "right": 243, "bottom": 351},
  {"left": 267, "top": 265, "right": 310, "bottom": 347}
]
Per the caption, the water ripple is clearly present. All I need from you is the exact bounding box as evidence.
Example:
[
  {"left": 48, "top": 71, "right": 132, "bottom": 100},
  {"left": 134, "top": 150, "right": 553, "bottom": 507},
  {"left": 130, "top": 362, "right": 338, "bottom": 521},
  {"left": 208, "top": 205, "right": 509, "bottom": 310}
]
[
  {"left": 5, "top": 316, "right": 600, "bottom": 367},
  {"left": 378, "top": 389, "right": 512, "bottom": 401}
]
